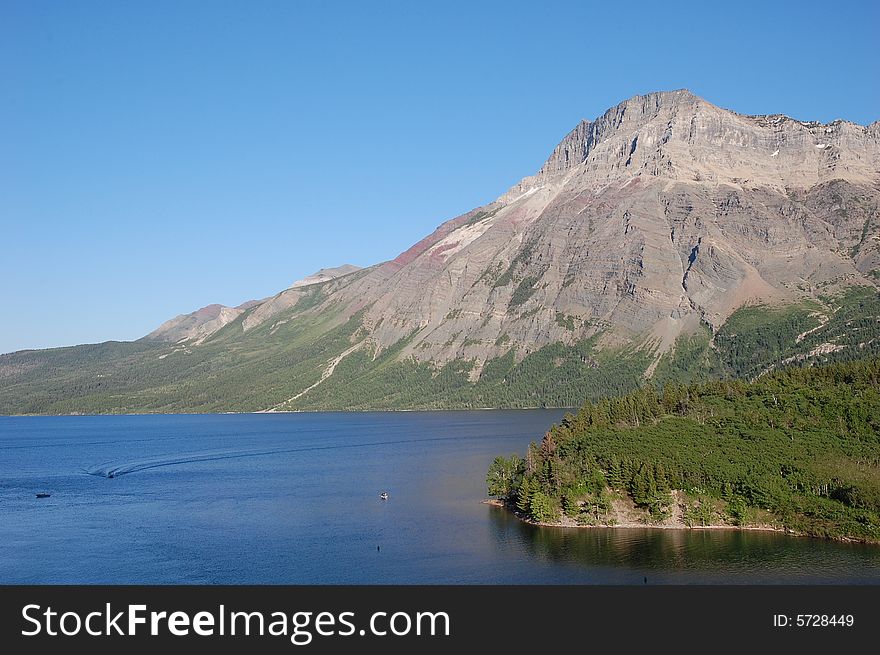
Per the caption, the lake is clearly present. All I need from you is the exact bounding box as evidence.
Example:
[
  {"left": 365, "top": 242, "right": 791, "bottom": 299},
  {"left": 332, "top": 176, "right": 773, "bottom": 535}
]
[{"left": 1, "top": 411, "right": 878, "bottom": 584}]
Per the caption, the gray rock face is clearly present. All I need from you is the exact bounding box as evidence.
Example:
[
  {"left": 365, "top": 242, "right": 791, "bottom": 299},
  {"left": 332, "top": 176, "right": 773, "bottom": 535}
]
[
  {"left": 319, "top": 90, "right": 879, "bottom": 366},
  {"left": 146, "top": 303, "right": 245, "bottom": 344},
  {"left": 149, "top": 91, "right": 880, "bottom": 371}
]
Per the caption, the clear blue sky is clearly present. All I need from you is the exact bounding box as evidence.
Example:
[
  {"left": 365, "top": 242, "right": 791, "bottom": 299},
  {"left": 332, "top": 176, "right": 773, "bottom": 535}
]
[{"left": 2, "top": 0, "right": 878, "bottom": 354}]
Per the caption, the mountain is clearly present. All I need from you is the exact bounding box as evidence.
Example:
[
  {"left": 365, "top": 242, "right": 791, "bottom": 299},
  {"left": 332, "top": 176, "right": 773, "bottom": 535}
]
[
  {"left": 147, "top": 303, "right": 252, "bottom": 345},
  {"left": 2, "top": 90, "right": 878, "bottom": 414},
  {"left": 290, "top": 265, "right": 362, "bottom": 289},
  {"left": 146, "top": 265, "right": 363, "bottom": 344}
]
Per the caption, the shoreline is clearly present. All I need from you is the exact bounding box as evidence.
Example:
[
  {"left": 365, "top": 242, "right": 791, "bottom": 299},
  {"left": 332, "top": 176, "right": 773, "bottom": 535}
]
[
  {"left": 481, "top": 499, "right": 874, "bottom": 544},
  {"left": 0, "top": 407, "right": 576, "bottom": 418}
]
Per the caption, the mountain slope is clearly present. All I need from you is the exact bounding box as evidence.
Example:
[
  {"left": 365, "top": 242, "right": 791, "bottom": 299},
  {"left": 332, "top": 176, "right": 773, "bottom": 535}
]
[
  {"left": 290, "top": 264, "right": 362, "bottom": 289},
  {"left": 146, "top": 264, "right": 363, "bottom": 344},
  {"left": 327, "top": 90, "right": 878, "bottom": 369},
  {"left": 1, "top": 90, "right": 878, "bottom": 414}
]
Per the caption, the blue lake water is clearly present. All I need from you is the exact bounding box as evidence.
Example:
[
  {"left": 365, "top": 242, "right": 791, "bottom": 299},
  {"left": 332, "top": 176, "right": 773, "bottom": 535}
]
[{"left": 1, "top": 411, "right": 878, "bottom": 584}]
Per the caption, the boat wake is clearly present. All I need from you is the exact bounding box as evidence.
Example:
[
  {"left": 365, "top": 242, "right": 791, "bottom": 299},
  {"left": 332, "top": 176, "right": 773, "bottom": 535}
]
[
  {"left": 84, "top": 448, "right": 283, "bottom": 478},
  {"left": 83, "top": 433, "right": 504, "bottom": 478}
]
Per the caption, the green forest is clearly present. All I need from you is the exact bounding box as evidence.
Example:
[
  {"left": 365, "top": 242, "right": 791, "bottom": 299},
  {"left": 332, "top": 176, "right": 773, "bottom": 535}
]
[
  {"left": 0, "top": 286, "right": 877, "bottom": 414},
  {"left": 487, "top": 358, "right": 880, "bottom": 542}
]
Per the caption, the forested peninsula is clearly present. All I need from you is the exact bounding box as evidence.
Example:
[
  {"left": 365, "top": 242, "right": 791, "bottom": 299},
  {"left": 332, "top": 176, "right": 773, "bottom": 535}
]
[{"left": 487, "top": 359, "right": 880, "bottom": 543}]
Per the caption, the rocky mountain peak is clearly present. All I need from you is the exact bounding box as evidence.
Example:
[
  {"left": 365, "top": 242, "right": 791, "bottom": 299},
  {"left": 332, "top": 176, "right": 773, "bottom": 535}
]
[
  {"left": 509, "top": 89, "right": 878, "bottom": 200},
  {"left": 358, "top": 91, "right": 879, "bottom": 371},
  {"left": 536, "top": 90, "right": 705, "bottom": 178}
]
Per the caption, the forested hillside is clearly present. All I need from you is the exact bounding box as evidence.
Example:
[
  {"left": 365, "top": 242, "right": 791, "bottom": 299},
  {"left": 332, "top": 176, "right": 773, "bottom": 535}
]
[{"left": 487, "top": 358, "right": 880, "bottom": 542}]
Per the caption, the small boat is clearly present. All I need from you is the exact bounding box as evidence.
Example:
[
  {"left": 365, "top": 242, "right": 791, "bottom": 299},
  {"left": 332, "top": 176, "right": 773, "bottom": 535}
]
[
  {"left": 379, "top": 491, "right": 389, "bottom": 500},
  {"left": 36, "top": 493, "right": 51, "bottom": 499}
]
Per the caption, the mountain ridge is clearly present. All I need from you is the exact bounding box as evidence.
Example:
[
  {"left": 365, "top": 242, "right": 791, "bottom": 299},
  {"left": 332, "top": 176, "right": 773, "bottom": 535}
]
[
  {"left": 316, "top": 89, "right": 879, "bottom": 372},
  {"left": 145, "top": 264, "right": 364, "bottom": 344},
  {"left": 2, "top": 90, "right": 878, "bottom": 414}
]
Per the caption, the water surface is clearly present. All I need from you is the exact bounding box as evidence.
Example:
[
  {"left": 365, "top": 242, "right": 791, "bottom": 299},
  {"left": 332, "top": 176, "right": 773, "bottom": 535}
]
[{"left": 1, "top": 412, "right": 877, "bottom": 583}]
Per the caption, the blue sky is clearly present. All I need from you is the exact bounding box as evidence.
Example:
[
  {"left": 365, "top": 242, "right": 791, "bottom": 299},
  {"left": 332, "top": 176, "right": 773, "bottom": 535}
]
[{"left": 2, "top": 0, "right": 878, "bottom": 354}]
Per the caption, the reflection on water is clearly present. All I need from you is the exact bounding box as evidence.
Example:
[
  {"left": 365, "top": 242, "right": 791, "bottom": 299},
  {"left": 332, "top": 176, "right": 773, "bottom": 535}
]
[
  {"left": 0, "top": 411, "right": 878, "bottom": 584},
  {"left": 487, "top": 506, "right": 880, "bottom": 583}
]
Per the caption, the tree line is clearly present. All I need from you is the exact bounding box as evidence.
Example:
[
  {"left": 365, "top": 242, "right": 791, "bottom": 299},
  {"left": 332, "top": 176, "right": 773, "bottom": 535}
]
[{"left": 488, "top": 358, "right": 880, "bottom": 541}]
